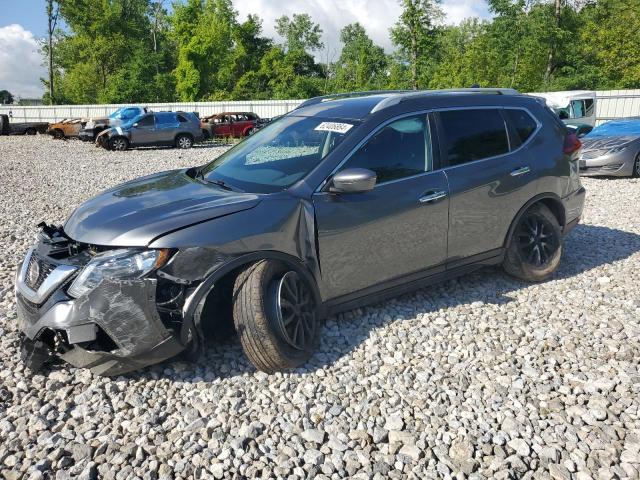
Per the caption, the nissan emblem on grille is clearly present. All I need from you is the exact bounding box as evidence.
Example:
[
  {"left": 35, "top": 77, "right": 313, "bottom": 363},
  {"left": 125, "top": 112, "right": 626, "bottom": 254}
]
[{"left": 28, "top": 257, "right": 40, "bottom": 288}]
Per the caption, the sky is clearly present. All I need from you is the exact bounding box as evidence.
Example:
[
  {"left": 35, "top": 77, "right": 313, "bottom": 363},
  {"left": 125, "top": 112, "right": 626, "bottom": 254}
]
[{"left": 0, "top": 0, "right": 491, "bottom": 99}]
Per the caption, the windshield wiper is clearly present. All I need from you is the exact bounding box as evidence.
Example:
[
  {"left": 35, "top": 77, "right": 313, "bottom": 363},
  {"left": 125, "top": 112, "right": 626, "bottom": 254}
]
[{"left": 207, "top": 177, "right": 244, "bottom": 193}]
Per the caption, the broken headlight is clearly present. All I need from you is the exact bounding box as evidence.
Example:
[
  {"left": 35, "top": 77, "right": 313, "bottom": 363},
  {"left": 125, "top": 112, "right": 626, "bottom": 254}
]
[{"left": 68, "top": 249, "right": 170, "bottom": 298}]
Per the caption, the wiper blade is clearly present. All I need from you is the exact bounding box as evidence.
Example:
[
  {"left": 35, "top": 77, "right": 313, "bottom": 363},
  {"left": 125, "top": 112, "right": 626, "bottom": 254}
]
[{"left": 207, "top": 178, "right": 244, "bottom": 193}]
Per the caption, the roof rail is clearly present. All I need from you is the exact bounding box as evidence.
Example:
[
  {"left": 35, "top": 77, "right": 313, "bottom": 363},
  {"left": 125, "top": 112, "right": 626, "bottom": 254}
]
[
  {"left": 370, "top": 88, "right": 521, "bottom": 113},
  {"left": 295, "top": 90, "right": 412, "bottom": 110}
]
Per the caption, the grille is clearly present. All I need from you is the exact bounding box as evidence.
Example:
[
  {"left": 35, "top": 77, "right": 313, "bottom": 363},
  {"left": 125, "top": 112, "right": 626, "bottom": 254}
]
[{"left": 26, "top": 254, "right": 56, "bottom": 290}]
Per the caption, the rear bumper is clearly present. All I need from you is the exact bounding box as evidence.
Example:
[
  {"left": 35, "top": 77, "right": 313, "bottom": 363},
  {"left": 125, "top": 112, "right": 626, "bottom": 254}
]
[
  {"left": 78, "top": 129, "right": 95, "bottom": 141},
  {"left": 562, "top": 186, "right": 586, "bottom": 235}
]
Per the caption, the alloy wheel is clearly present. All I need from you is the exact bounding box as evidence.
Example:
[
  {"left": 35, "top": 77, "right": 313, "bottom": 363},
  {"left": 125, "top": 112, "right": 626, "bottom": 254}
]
[
  {"left": 635, "top": 156, "right": 640, "bottom": 177},
  {"left": 275, "top": 271, "right": 316, "bottom": 350},
  {"left": 516, "top": 214, "right": 560, "bottom": 267},
  {"left": 112, "top": 138, "right": 127, "bottom": 151},
  {"left": 178, "top": 136, "right": 192, "bottom": 149}
]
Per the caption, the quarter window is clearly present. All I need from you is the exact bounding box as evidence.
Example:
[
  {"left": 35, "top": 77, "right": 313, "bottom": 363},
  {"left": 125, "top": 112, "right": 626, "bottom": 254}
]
[
  {"left": 504, "top": 109, "right": 538, "bottom": 146},
  {"left": 439, "top": 109, "right": 509, "bottom": 166},
  {"left": 342, "top": 116, "right": 432, "bottom": 183}
]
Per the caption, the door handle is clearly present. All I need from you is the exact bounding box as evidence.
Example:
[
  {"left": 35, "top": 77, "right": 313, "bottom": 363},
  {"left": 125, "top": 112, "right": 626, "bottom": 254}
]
[
  {"left": 419, "top": 190, "right": 447, "bottom": 204},
  {"left": 510, "top": 166, "right": 531, "bottom": 177}
]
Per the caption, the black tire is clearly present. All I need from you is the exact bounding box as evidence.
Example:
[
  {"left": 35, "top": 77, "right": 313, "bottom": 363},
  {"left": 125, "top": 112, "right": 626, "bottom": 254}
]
[
  {"left": 202, "top": 129, "right": 211, "bottom": 140},
  {"left": 633, "top": 154, "right": 640, "bottom": 178},
  {"left": 109, "top": 136, "right": 129, "bottom": 151},
  {"left": 503, "top": 203, "right": 563, "bottom": 282},
  {"left": 0, "top": 114, "right": 9, "bottom": 135},
  {"left": 52, "top": 129, "right": 64, "bottom": 139},
  {"left": 25, "top": 128, "right": 37, "bottom": 136},
  {"left": 175, "top": 133, "right": 193, "bottom": 149},
  {"left": 233, "top": 260, "right": 319, "bottom": 373}
]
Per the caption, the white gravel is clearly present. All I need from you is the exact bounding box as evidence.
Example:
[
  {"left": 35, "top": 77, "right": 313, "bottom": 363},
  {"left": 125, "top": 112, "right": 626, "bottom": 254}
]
[{"left": 1, "top": 135, "right": 639, "bottom": 480}]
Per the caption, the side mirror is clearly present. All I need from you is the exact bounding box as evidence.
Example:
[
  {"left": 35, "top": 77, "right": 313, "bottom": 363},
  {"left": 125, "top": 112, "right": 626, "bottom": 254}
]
[{"left": 329, "top": 168, "right": 377, "bottom": 194}]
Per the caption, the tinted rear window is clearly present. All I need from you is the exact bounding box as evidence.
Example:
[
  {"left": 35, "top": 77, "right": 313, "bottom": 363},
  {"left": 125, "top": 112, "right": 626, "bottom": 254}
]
[
  {"left": 156, "top": 113, "right": 176, "bottom": 125},
  {"left": 504, "top": 109, "right": 538, "bottom": 145},
  {"left": 439, "top": 109, "right": 509, "bottom": 166}
]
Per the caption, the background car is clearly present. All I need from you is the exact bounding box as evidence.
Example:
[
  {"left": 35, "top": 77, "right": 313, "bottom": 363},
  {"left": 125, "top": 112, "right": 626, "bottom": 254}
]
[
  {"left": 46, "top": 118, "right": 85, "bottom": 138},
  {"left": 0, "top": 114, "right": 48, "bottom": 136},
  {"left": 96, "top": 111, "right": 202, "bottom": 150},
  {"left": 79, "top": 106, "right": 147, "bottom": 141},
  {"left": 579, "top": 117, "right": 640, "bottom": 177},
  {"left": 531, "top": 90, "right": 596, "bottom": 136},
  {"left": 200, "top": 112, "right": 266, "bottom": 139}
]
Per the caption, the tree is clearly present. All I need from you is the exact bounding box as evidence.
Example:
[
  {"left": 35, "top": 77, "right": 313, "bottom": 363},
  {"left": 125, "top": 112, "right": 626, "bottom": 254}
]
[
  {"left": 0, "top": 90, "right": 14, "bottom": 104},
  {"left": 275, "top": 14, "right": 323, "bottom": 53},
  {"left": 46, "top": 0, "right": 60, "bottom": 104},
  {"left": 391, "top": 0, "right": 443, "bottom": 89},
  {"left": 333, "top": 23, "right": 388, "bottom": 92}
]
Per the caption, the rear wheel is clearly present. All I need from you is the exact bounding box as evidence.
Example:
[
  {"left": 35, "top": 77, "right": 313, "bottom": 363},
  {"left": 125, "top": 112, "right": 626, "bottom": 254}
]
[
  {"left": 176, "top": 134, "right": 193, "bottom": 149},
  {"left": 503, "top": 203, "right": 562, "bottom": 282},
  {"left": 109, "top": 136, "right": 129, "bottom": 151},
  {"left": 25, "top": 128, "right": 37, "bottom": 135},
  {"left": 233, "top": 260, "right": 319, "bottom": 373},
  {"left": 633, "top": 154, "right": 640, "bottom": 178},
  {"left": 52, "top": 129, "right": 64, "bottom": 139}
]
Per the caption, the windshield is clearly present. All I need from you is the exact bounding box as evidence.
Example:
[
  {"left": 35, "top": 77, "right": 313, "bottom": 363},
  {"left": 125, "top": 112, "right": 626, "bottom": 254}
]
[
  {"left": 110, "top": 107, "right": 139, "bottom": 121},
  {"left": 200, "top": 115, "right": 357, "bottom": 193}
]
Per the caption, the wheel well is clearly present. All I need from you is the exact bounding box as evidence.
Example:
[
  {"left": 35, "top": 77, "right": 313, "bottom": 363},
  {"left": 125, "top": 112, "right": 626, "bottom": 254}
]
[
  {"left": 176, "top": 132, "right": 194, "bottom": 141},
  {"left": 190, "top": 255, "right": 322, "bottom": 341},
  {"left": 504, "top": 195, "right": 566, "bottom": 247},
  {"left": 538, "top": 197, "right": 566, "bottom": 227}
]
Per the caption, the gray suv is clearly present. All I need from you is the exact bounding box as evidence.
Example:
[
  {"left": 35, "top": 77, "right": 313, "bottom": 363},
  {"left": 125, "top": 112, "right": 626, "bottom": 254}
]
[
  {"left": 96, "top": 111, "right": 202, "bottom": 150},
  {"left": 15, "top": 89, "right": 585, "bottom": 375}
]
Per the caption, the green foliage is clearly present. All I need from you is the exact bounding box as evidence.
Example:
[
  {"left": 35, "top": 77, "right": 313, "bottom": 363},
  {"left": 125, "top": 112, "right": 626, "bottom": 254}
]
[
  {"left": 275, "top": 14, "right": 324, "bottom": 53},
  {"left": 46, "top": 0, "right": 640, "bottom": 104},
  {"left": 0, "top": 90, "right": 15, "bottom": 105},
  {"left": 332, "top": 23, "right": 389, "bottom": 92}
]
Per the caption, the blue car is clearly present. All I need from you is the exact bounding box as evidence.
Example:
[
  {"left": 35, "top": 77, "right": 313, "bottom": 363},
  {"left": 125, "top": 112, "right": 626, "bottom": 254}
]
[{"left": 79, "top": 106, "right": 148, "bottom": 141}]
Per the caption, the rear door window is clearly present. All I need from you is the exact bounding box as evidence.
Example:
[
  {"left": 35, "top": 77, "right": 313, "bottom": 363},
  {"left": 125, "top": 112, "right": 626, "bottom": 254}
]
[
  {"left": 438, "top": 109, "right": 510, "bottom": 166},
  {"left": 503, "top": 109, "right": 538, "bottom": 147},
  {"left": 155, "top": 113, "right": 176, "bottom": 126}
]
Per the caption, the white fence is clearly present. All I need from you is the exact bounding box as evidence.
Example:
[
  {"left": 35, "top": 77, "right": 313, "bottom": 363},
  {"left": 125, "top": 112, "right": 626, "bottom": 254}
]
[
  {"left": 595, "top": 90, "right": 640, "bottom": 124},
  {"left": 1, "top": 90, "right": 640, "bottom": 124},
  {"left": 0, "top": 100, "right": 304, "bottom": 123}
]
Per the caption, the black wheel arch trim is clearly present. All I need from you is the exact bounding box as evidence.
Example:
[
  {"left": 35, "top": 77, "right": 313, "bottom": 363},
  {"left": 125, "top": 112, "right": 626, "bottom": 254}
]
[
  {"left": 504, "top": 193, "right": 566, "bottom": 249},
  {"left": 179, "top": 251, "right": 324, "bottom": 350}
]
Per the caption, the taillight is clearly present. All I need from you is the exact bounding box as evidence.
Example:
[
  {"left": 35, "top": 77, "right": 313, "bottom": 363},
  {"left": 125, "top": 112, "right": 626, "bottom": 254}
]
[{"left": 563, "top": 133, "right": 582, "bottom": 155}]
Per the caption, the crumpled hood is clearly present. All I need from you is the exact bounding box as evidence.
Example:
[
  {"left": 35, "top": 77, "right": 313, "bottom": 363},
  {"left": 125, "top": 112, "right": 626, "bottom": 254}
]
[
  {"left": 581, "top": 135, "right": 636, "bottom": 151},
  {"left": 64, "top": 169, "right": 261, "bottom": 246}
]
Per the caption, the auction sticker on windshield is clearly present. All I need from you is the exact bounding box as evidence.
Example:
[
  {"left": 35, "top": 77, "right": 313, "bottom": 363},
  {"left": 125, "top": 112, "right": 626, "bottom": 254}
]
[{"left": 315, "top": 122, "right": 354, "bottom": 134}]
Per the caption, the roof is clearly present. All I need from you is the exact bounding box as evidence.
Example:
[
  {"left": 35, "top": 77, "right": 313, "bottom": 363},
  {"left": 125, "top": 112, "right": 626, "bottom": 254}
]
[
  {"left": 291, "top": 88, "right": 523, "bottom": 121},
  {"left": 528, "top": 90, "right": 596, "bottom": 109}
]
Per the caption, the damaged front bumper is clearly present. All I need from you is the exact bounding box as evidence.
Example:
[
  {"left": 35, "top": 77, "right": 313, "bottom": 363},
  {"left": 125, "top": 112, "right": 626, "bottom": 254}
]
[{"left": 15, "top": 233, "right": 186, "bottom": 376}]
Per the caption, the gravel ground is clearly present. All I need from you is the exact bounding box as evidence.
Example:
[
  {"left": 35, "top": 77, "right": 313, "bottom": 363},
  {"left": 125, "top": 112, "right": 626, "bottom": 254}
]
[{"left": 0, "top": 135, "right": 639, "bottom": 480}]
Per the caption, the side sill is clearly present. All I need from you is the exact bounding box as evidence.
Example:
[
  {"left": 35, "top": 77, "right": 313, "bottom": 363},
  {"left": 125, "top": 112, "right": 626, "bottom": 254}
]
[{"left": 324, "top": 248, "right": 504, "bottom": 316}]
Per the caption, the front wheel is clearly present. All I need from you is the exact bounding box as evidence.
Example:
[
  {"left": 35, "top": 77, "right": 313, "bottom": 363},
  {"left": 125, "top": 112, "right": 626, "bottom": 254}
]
[
  {"left": 503, "top": 203, "right": 562, "bottom": 282},
  {"left": 632, "top": 154, "right": 640, "bottom": 178},
  {"left": 176, "top": 134, "right": 193, "bottom": 149},
  {"left": 109, "top": 136, "right": 129, "bottom": 151},
  {"left": 233, "top": 260, "right": 320, "bottom": 373}
]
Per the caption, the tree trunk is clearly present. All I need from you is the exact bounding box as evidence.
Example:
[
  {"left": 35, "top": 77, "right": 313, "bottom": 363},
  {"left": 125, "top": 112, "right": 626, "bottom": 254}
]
[
  {"left": 47, "top": 0, "right": 54, "bottom": 105},
  {"left": 411, "top": 31, "right": 418, "bottom": 90},
  {"left": 544, "top": 0, "right": 562, "bottom": 84}
]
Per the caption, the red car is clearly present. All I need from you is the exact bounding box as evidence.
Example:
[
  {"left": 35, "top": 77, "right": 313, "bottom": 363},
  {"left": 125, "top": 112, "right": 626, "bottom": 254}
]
[{"left": 201, "top": 112, "right": 263, "bottom": 139}]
